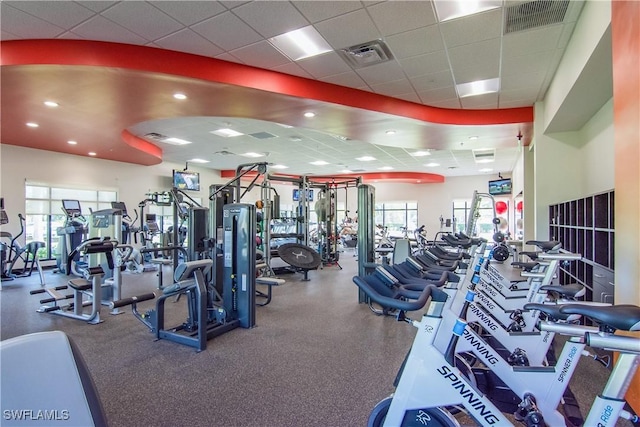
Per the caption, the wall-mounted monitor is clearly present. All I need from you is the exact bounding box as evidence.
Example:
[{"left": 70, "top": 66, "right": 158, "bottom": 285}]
[
  {"left": 292, "top": 189, "right": 314, "bottom": 202},
  {"left": 488, "top": 178, "right": 512, "bottom": 196},
  {"left": 173, "top": 170, "right": 200, "bottom": 191}
]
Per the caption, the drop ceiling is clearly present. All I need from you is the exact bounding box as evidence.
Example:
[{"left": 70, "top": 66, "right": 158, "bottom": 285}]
[{"left": 1, "top": 0, "right": 589, "bottom": 180}]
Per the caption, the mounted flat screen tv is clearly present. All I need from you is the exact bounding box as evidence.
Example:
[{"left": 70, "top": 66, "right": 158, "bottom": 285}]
[
  {"left": 292, "top": 189, "right": 314, "bottom": 202},
  {"left": 173, "top": 170, "right": 200, "bottom": 191},
  {"left": 488, "top": 178, "right": 512, "bottom": 196}
]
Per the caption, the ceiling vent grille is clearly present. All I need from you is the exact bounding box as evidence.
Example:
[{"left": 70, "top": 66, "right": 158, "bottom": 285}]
[
  {"left": 339, "top": 39, "right": 393, "bottom": 68},
  {"left": 472, "top": 148, "right": 496, "bottom": 163},
  {"left": 504, "top": 0, "right": 569, "bottom": 34},
  {"left": 249, "top": 132, "right": 277, "bottom": 140}
]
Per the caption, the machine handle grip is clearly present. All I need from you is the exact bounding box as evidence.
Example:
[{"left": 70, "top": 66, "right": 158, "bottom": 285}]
[{"left": 110, "top": 293, "right": 156, "bottom": 309}]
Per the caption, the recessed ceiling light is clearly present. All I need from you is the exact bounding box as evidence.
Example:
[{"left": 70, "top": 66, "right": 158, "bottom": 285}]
[
  {"left": 425, "top": 162, "right": 440, "bottom": 167},
  {"left": 44, "top": 101, "right": 59, "bottom": 107},
  {"left": 26, "top": 122, "right": 39, "bottom": 128},
  {"left": 270, "top": 164, "right": 289, "bottom": 170},
  {"left": 469, "top": 136, "right": 479, "bottom": 140},
  {"left": 479, "top": 168, "right": 493, "bottom": 172},
  {"left": 244, "top": 152, "right": 265, "bottom": 158},
  {"left": 356, "top": 156, "right": 376, "bottom": 162},
  {"left": 88, "top": 152, "right": 97, "bottom": 156},
  {"left": 310, "top": 160, "right": 329, "bottom": 166},
  {"left": 410, "top": 151, "right": 431, "bottom": 157},
  {"left": 211, "top": 128, "right": 244, "bottom": 137},
  {"left": 456, "top": 78, "right": 500, "bottom": 98},
  {"left": 173, "top": 93, "right": 187, "bottom": 100},
  {"left": 164, "top": 137, "right": 192, "bottom": 145},
  {"left": 303, "top": 112, "right": 315, "bottom": 118},
  {"left": 378, "top": 166, "right": 394, "bottom": 170},
  {"left": 434, "top": 0, "right": 502, "bottom": 22},
  {"left": 67, "top": 140, "right": 77, "bottom": 145},
  {"left": 269, "top": 25, "right": 332, "bottom": 61},
  {"left": 385, "top": 130, "right": 396, "bottom": 135},
  {"left": 341, "top": 169, "right": 353, "bottom": 174},
  {"left": 189, "top": 158, "right": 210, "bottom": 163}
]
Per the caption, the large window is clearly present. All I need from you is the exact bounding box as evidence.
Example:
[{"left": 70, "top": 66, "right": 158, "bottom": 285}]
[
  {"left": 452, "top": 198, "right": 498, "bottom": 240},
  {"left": 374, "top": 201, "right": 418, "bottom": 239},
  {"left": 24, "top": 184, "right": 117, "bottom": 261}
]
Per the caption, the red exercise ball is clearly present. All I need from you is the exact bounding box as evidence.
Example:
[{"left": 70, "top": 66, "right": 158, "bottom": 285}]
[
  {"left": 495, "top": 201, "right": 508, "bottom": 215},
  {"left": 516, "top": 201, "right": 524, "bottom": 212}
]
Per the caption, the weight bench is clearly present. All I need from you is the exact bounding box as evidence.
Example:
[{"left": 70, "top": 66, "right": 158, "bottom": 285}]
[{"left": 255, "top": 272, "right": 285, "bottom": 306}]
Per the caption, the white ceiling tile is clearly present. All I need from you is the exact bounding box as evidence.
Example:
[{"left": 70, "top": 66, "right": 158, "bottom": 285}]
[
  {"left": 440, "top": 8, "right": 502, "bottom": 48},
  {"left": 64, "top": 15, "right": 148, "bottom": 45},
  {"left": 398, "top": 50, "right": 449, "bottom": 78},
  {"left": 229, "top": 40, "right": 291, "bottom": 69},
  {"left": 314, "top": 9, "right": 381, "bottom": 49},
  {"left": 385, "top": 25, "right": 444, "bottom": 59},
  {"left": 501, "top": 50, "right": 553, "bottom": 77},
  {"left": 6, "top": 1, "right": 96, "bottom": 28},
  {"left": 232, "top": 1, "right": 309, "bottom": 38},
  {"left": 0, "top": 30, "right": 19, "bottom": 40},
  {"left": 319, "top": 71, "right": 368, "bottom": 89},
  {"left": 292, "top": 1, "right": 363, "bottom": 24},
  {"left": 214, "top": 52, "right": 244, "bottom": 64},
  {"left": 297, "top": 52, "right": 352, "bottom": 79},
  {"left": 370, "top": 78, "right": 414, "bottom": 97},
  {"left": 152, "top": 1, "right": 227, "bottom": 26},
  {"left": 74, "top": 1, "right": 117, "bottom": 13},
  {"left": 501, "top": 70, "right": 543, "bottom": 91},
  {"left": 499, "top": 86, "right": 540, "bottom": 104},
  {"left": 502, "top": 25, "right": 564, "bottom": 56},
  {"left": 101, "top": 2, "right": 184, "bottom": 41},
  {"left": 58, "top": 31, "right": 85, "bottom": 40},
  {"left": 191, "top": 11, "right": 262, "bottom": 51},
  {"left": 0, "top": 5, "right": 65, "bottom": 38},
  {"left": 410, "top": 70, "right": 455, "bottom": 92},
  {"left": 154, "top": 29, "right": 224, "bottom": 58},
  {"left": 393, "top": 92, "right": 421, "bottom": 103},
  {"left": 498, "top": 99, "right": 533, "bottom": 109},
  {"left": 219, "top": 1, "right": 250, "bottom": 9},
  {"left": 426, "top": 98, "right": 461, "bottom": 109},
  {"left": 418, "top": 86, "right": 458, "bottom": 103},
  {"left": 366, "top": 1, "right": 437, "bottom": 36},
  {"left": 271, "top": 62, "right": 314, "bottom": 79},
  {"left": 448, "top": 38, "right": 501, "bottom": 84},
  {"left": 355, "top": 61, "right": 405, "bottom": 86}
]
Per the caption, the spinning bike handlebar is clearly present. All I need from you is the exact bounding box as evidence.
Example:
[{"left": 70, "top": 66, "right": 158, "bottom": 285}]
[{"left": 352, "top": 276, "right": 443, "bottom": 312}]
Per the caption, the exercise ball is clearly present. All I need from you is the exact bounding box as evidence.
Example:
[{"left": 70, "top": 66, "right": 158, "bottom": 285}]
[{"left": 495, "top": 201, "right": 508, "bottom": 215}]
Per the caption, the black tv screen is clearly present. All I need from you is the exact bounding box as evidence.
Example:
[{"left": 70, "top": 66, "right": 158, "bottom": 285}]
[
  {"left": 488, "top": 178, "right": 512, "bottom": 196},
  {"left": 173, "top": 170, "right": 200, "bottom": 191}
]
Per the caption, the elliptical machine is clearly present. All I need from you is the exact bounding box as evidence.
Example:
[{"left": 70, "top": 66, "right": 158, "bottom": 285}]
[{"left": 1, "top": 198, "right": 46, "bottom": 285}]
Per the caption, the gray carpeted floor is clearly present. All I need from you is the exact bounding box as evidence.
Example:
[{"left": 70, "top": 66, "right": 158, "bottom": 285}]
[{"left": 0, "top": 250, "right": 629, "bottom": 426}]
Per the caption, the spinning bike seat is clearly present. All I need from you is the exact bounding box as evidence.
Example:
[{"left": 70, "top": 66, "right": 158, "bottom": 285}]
[
  {"left": 511, "top": 261, "right": 539, "bottom": 271},
  {"left": 526, "top": 240, "right": 561, "bottom": 252},
  {"left": 540, "top": 283, "right": 585, "bottom": 299},
  {"left": 559, "top": 304, "right": 640, "bottom": 331},
  {"left": 523, "top": 303, "right": 574, "bottom": 321}
]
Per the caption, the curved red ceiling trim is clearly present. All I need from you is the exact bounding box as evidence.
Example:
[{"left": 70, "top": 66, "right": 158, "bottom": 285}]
[
  {"left": 220, "top": 170, "right": 445, "bottom": 184},
  {"left": 120, "top": 129, "right": 163, "bottom": 162},
  {"left": 0, "top": 39, "right": 533, "bottom": 126}
]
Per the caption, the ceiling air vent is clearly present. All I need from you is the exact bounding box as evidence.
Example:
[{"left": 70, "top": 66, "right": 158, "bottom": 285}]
[
  {"left": 504, "top": 0, "right": 569, "bottom": 34},
  {"left": 473, "top": 148, "right": 496, "bottom": 163},
  {"left": 249, "top": 132, "right": 277, "bottom": 140},
  {"left": 339, "top": 39, "right": 393, "bottom": 68},
  {"left": 214, "top": 150, "right": 236, "bottom": 156}
]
